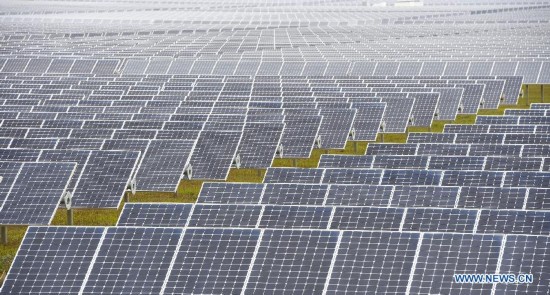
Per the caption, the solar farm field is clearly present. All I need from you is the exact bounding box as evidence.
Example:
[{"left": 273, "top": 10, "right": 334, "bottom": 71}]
[{"left": 0, "top": 0, "right": 549, "bottom": 294}]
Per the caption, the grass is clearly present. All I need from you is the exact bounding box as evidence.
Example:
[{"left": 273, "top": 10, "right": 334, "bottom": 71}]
[{"left": 0, "top": 84, "right": 549, "bottom": 277}]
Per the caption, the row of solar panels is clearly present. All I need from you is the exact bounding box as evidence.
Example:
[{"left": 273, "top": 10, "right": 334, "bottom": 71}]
[
  {"left": 196, "top": 182, "right": 549, "bottom": 209},
  {"left": 1, "top": 226, "right": 544, "bottom": 295},
  {"left": 0, "top": 73, "right": 522, "bottom": 112},
  {"left": 116, "top": 202, "right": 550, "bottom": 235},
  {"left": 1, "top": 58, "right": 549, "bottom": 83},
  {"left": 263, "top": 167, "right": 550, "bottom": 187},
  {"left": 0, "top": 76, "right": 523, "bottom": 133},
  {"left": 0, "top": 109, "right": 353, "bottom": 149}
]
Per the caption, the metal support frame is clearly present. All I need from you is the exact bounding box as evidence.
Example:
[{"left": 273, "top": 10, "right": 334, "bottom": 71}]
[
  {"left": 1, "top": 226, "right": 7, "bottom": 245},
  {"left": 67, "top": 209, "right": 74, "bottom": 226}
]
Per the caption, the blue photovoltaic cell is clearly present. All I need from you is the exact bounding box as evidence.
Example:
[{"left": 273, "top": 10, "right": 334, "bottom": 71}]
[
  {"left": 263, "top": 168, "right": 324, "bottom": 184},
  {"left": 373, "top": 156, "right": 429, "bottom": 169},
  {"left": 428, "top": 156, "right": 484, "bottom": 170},
  {"left": 457, "top": 187, "right": 527, "bottom": 209},
  {"left": 0, "top": 226, "right": 104, "bottom": 295},
  {"left": 188, "top": 204, "right": 261, "bottom": 228},
  {"left": 330, "top": 207, "right": 403, "bottom": 230},
  {"left": 410, "top": 233, "right": 501, "bottom": 295},
  {"left": 0, "top": 162, "right": 75, "bottom": 225},
  {"left": 327, "top": 231, "right": 419, "bottom": 294},
  {"left": 381, "top": 170, "right": 441, "bottom": 186},
  {"left": 503, "top": 172, "right": 550, "bottom": 188},
  {"left": 82, "top": 227, "right": 182, "bottom": 295},
  {"left": 391, "top": 186, "right": 459, "bottom": 208},
  {"left": 326, "top": 184, "right": 393, "bottom": 207},
  {"left": 245, "top": 229, "right": 339, "bottom": 294},
  {"left": 402, "top": 208, "right": 477, "bottom": 233},
  {"left": 476, "top": 210, "right": 550, "bottom": 235},
  {"left": 318, "top": 155, "right": 374, "bottom": 168},
  {"left": 262, "top": 184, "right": 328, "bottom": 205},
  {"left": 322, "top": 169, "right": 383, "bottom": 185},
  {"left": 117, "top": 203, "right": 193, "bottom": 227},
  {"left": 259, "top": 205, "right": 332, "bottom": 229},
  {"left": 525, "top": 188, "right": 550, "bottom": 210},
  {"left": 197, "top": 182, "right": 264, "bottom": 204},
  {"left": 442, "top": 171, "right": 503, "bottom": 187},
  {"left": 497, "top": 235, "right": 550, "bottom": 295},
  {"left": 164, "top": 228, "right": 260, "bottom": 295}
]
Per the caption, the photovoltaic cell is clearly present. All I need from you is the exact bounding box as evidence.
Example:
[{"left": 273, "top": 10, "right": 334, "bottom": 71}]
[
  {"left": 164, "top": 228, "right": 260, "bottom": 295},
  {"left": 0, "top": 227, "right": 104, "bottom": 295},
  {"left": 326, "top": 184, "right": 393, "bottom": 207},
  {"left": 477, "top": 210, "right": 550, "bottom": 235},
  {"left": 197, "top": 182, "right": 264, "bottom": 204},
  {"left": 391, "top": 186, "right": 459, "bottom": 208},
  {"left": 117, "top": 203, "right": 193, "bottom": 227},
  {"left": 245, "top": 229, "right": 339, "bottom": 295},
  {"left": 0, "top": 162, "right": 75, "bottom": 225},
  {"left": 403, "top": 208, "right": 477, "bottom": 233},
  {"left": 264, "top": 168, "right": 324, "bottom": 184},
  {"left": 82, "top": 227, "right": 182, "bottom": 295},
  {"left": 410, "top": 233, "right": 501, "bottom": 295},
  {"left": 262, "top": 184, "right": 328, "bottom": 205},
  {"left": 330, "top": 207, "right": 403, "bottom": 230},
  {"left": 327, "top": 231, "right": 419, "bottom": 294},
  {"left": 457, "top": 187, "right": 526, "bottom": 209},
  {"left": 135, "top": 140, "right": 194, "bottom": 192},
  {"left": 497, "top": 235, "right": 550, "bottom": 295},
  {"left": 188, "top": 204, "right": 261, "bottom": 228}
]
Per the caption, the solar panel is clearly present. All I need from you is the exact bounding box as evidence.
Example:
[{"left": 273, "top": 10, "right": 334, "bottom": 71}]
[
  {"left": 410, "top": 233, "right": 501, "bottom": 295},
  {"left": 117, "top": 203, "right": 193, "bottom": 227},
  {"left": 328, "top": 231, "right": 419, "bottom": 294},
  {"left": 350, "top": 102, "right": 386, "bottom": 141},
  {"left": 279, "top": 115, "right": 322, "bottom": 158},
  {"left": 245, "top": 229, "right": 338, "bottom": 294},
  {"left": 82, "top": 227, "right": 182, "bottom": 295},
  {"left": 525, "top": 188, "right": 550, "bottom": 210},
  {"left": 264, "top": 168, "right": 324, "bottom": 184},
  {"left": 497, "top": 235, "right": 550, "bottom": 295},
  {"left": 323, "top": 169, "right": 383, "bottom": 185},
  {"left": 1, "top": 227, "right": 104, "bottom": 294},
  {"left": 428, "top": 156, "right": 484, "bottom": 170},
  {"left": 380, "top": 98, "right": 415, "bottom": 133},
  {"left": 457, "top": 187, "right": 526, "bottom": 209},
  {"left": 442, "top": 171, "right": 503, "bottom": 187},
  {"left": 260, "top": 205, "right": 332, "bottom": 229},
  {"left": 374, "top": 156, "right": 429, "bottom": 169},
  {"left": 392, "top": 186, "right": 459, "bottom": 208},
  {"left": 238, "top": 122, "right": 284, "bottom": 168},
  {"left": 188, "top": 204, "right": 261, "bottom": 228},
  {"left": 262, "top": 184, "right": 328, "bottom": 205},
  {"left": 403, "top": 208, "right": 477, "bottom": 233},
  {"left": 190, "top": 131, "right": 242, "bottom": 180},
  {"left": 409, "top": 93, "right": 439, "bottom": 127},
  {"left": 0, "top": 162, "right": 75, "bottom": 225},
  {"left": 72, "top": 151, "right": 139, "bottom": 208},
  {"left": 197, "top": 182, "right": 264, "bottom": 204},
  {"left": 503, "top": 172, "right": 550, "bottom": 188},
  {"left": 331, "top": 207, "right": 403, "bottom": 230},
  {"left": 382, "top": 169, "right": 442, "bottom": 186},
  {"left": 485, "top": 157, "right": 543, "bottom": 171},
  {"left": 319, "top": 155, "right": 374, "bottom": 168},
  {"left": 366, "top": 144, "right": 418, "bottom": 156},
  {"left": 318, "top": 109, "right": 356, "bottom": 149},
  {"left": 477, "top": 210, "right": 550, "bottom": 235},
  {"left": 163, "top": 228, "right": 260, "bottom": 295},
  {"left": 135, "top": 140, "right": 194, "bottom": 192}
]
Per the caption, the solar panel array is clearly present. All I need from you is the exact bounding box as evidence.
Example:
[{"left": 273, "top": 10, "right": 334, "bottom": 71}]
[{"left": 2, "top": 0, "right": 550, "bottom": 293}]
